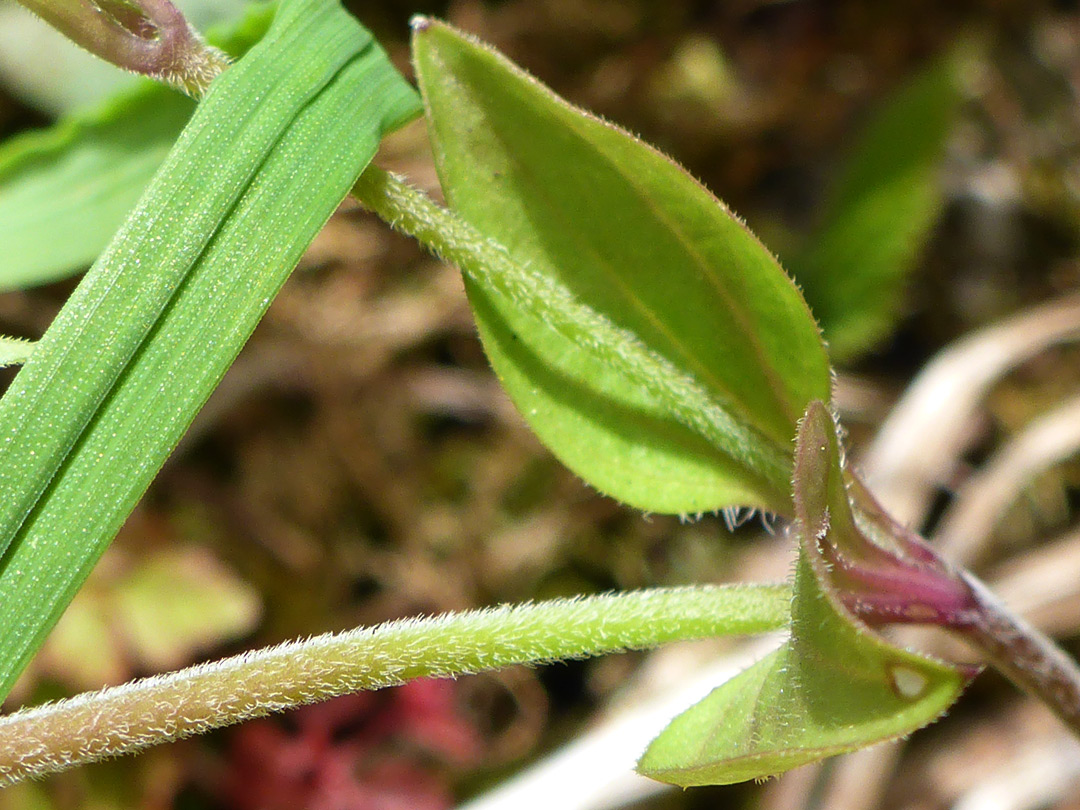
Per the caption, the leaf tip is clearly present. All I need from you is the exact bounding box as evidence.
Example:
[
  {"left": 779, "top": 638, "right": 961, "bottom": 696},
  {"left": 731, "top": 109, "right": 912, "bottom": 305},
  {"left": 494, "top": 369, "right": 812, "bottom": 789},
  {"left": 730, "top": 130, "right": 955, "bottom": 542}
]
[{"left": 410, "top": 15, "right": 434, "bottom": 33}]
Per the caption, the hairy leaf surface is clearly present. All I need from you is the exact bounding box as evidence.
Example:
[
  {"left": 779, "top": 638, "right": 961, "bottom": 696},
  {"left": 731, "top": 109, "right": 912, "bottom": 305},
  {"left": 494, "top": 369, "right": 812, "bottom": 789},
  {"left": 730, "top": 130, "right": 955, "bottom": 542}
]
[{"left": 413, "top": 20, "right": 830, "bottom": 515}]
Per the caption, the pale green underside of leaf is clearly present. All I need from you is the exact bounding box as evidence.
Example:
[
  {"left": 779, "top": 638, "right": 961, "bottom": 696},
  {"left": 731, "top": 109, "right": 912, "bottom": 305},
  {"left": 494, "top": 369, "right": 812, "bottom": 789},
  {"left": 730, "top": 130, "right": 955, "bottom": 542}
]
[
  {"left": 0, "top": 2, "right": 277, "bottom": 292},
  {"left": 0, "top": 0, "right": 420, "bottom": 699},
  {"left": 637, "top": 401, "right": 966, "bottom": 786},
  {"left": 789, "top": 54, "right": 959, "bottom": 361},
  {"left": 413, "top": 21, "right": 830, "bottom": 516}
]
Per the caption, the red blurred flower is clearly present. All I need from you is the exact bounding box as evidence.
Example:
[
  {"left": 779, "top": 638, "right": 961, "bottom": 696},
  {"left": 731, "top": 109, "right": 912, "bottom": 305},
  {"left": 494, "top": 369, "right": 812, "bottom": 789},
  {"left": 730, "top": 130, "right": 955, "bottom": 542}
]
[{"left": 218, "top": 679, "right": 481, "bottom": 810}]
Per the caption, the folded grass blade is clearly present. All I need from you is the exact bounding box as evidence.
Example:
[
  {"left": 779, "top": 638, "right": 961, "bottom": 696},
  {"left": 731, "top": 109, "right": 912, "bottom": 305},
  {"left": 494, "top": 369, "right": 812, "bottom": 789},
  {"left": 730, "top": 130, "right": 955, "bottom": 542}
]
[{"left": 0, "top": 0, "right": 420, "bottom": 698}]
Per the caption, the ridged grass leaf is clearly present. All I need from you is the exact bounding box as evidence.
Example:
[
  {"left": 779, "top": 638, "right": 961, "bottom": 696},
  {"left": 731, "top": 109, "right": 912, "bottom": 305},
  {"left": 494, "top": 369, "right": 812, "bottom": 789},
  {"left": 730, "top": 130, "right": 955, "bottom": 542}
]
[
  {"left": 0, "top": 0, "right": 420, "bottom": 699},
  {"left": 788, "top": 54, "right": 960, "bottom": 361},
  {"left": 412, "top": 20, "right": 830, "bottom": 516},
  {"left": 637, "top": 401, "right": 969, "bottom": 786},
  {"left": 0, "top": 2, "right": 277, "bottom": 291}
]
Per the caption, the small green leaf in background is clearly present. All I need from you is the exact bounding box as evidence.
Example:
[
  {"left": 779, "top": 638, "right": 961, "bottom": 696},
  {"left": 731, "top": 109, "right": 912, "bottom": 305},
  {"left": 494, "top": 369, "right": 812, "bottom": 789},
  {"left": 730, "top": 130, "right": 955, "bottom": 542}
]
[
  {"left": 0, "top": 2, "right": 276, "bottom": 292},
  {"left": 787, "top": 53, "right": 961, "bottom": 361},
  {"left": 114, "top": 547, "right": 260, "bottom": 672},
  {"left": 33, "top": 547, "right": 260, "bottom": 691},
  {"left": 413, "top": 20, "right": 831, "bottom": 516},
  {"left": 0, "top": 0, "right": 420, "bottom": 700},
  {"left": 637, "top": 400, "right": 969, "bottom": 786}
]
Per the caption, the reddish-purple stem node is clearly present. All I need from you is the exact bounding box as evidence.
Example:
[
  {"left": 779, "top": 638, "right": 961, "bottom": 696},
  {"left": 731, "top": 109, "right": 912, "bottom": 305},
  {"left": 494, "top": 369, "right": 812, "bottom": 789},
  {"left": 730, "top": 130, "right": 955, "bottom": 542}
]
[{"left": 16, "top": 0, "right": 229, "bottom": 97}]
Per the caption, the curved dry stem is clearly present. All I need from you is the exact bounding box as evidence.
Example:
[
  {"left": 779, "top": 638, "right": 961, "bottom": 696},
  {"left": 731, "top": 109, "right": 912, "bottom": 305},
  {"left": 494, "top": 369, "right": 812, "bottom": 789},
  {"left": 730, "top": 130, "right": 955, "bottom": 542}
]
[
  {"left": 935, "top": 393, "right": 1080, "bottom": 565},
  {"left": 993, "top": 526, "right": 1080, "bottom": 636},
  {"left": 457, "top": 634, "right": 786, "bottom": 810},
  {"left": 16, "top": 0, "right": 228, "bottom": 97},
  {"left": 863, "top": 294, "right": 1080, "bottom": 527}
]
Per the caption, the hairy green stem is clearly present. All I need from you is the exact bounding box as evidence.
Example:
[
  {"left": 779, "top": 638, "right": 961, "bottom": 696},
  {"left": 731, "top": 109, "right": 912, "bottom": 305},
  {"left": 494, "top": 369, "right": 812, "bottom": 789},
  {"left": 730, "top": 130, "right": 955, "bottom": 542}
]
[
  {"left": 16, "top": 0, "right": 228, "bottom": 97},
  {"left": 0, "top": 584, "right": 790, "bottom": 786},
  {"left": 350, "top": 165, "right": 794, "bottom": 515}
]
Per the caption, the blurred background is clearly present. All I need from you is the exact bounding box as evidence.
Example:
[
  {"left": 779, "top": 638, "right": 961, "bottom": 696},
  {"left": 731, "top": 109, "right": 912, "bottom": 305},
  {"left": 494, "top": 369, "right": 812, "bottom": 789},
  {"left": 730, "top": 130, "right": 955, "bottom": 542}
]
[{"left": 1, "top": 0, "right": 1080, "bottom": 808}]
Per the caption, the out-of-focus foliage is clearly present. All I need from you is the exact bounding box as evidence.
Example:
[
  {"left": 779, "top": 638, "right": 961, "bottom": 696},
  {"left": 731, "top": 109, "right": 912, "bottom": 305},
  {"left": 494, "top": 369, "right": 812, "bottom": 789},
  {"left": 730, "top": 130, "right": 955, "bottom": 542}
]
[
  {"left": 0, "top": 2, "right": 275, "bottom": 291},
  {"left": 216, "top": 684, "right": 481, "bottom": 810},
  {"left": 30, "top": 545, "right": 260, "bottom": 690},
  {"left": 787, "top": 53, "right": 962, "bottom": 361},
  {"left": 0, "top": 0, "right": 252, "bottom": 113}
]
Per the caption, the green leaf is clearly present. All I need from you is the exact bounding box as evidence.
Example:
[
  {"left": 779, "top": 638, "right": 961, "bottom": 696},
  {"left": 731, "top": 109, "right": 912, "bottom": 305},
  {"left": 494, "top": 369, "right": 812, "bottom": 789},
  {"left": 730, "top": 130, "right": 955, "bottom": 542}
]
[
  {"left": 412, "top": 20, "right": 831, "bottom": 516},
  {"left": 113, "top": 547, "right": 261, "bottom": 671},
  {"left": 0, "top": 0, "right": 420, "bottom": 699},
  {"left": 0, "top": 2, "right": 276, "bottom": 292},
  {"left": 788, "top": 54, "right": 960, "bottom": 361},
  {"left": 637, "top": 401, "right": 969, "bottom": 786}
]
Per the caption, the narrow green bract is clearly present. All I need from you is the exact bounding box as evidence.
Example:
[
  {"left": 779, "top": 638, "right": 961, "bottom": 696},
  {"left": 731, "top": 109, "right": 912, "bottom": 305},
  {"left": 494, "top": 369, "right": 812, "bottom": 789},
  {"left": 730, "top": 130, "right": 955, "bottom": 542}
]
[
  {"left": 637, "top": 401, "right": 968, "bottom": 785},
  {"left": 413, "top": 20, "right": 830, "bottom": 516},
  {"left": 0, "top": 0, "right": 420, "bottom": 699}
]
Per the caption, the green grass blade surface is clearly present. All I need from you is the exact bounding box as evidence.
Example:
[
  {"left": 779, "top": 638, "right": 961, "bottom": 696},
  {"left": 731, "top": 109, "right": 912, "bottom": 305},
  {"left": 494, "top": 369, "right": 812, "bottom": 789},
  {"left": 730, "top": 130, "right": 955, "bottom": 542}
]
[
  {"left": 0, "top": 0, "right": 420, "bottom": 699},
  {"left": 0, "top": 2, "right": 277, "bottom": 291},
  {"left": 413, "top": 20, "right": 830, "bottom": 516}
]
